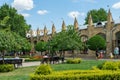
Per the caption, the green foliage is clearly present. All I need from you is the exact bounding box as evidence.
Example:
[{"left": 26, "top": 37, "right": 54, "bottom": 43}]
[
  {"left": 51, "top": 25, "right": 83, "bottom": 51},
  {"left": 30, "top": 70, "right": 120, "bottom": 80},
  {"left": 34, "top": 64, "right": 52, "bottom": 75},
  {"left": 0, "top": 31, "right": 15, "bottom": 51},
  {"left": 97, "top": 61, "right": 120, "bottom": 70},
  {"left": 12, "top": 32, "right": 31, "bottom": 52},
  {"left": 0, "top": 3, "right": 30, "bottom": 37},
  {"left": 0, "top": 64, "right": 14, "bottom": 72},
  {"left": 66, "top": 58, "right": 82, "bottom": 64},
  {"left": 35, "top": 41, "right": 47, "bottom": 52},
  {"left": 0, "top": 30, "right": 31, "bottom": 63},
  {"left": 87, "top": 35, "right": 106, "bottom": 51},
  {"left": 85, "top": 8, "right": 107, "bottom": 24}
]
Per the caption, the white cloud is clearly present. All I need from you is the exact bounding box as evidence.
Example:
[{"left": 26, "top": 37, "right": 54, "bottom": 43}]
[
  {"left": 12, "top": 0, "right": 34, "bottom": 11},
  {"left": 112, "top": 2, "right": 120, "bottom": 9},
  {"left": 21, "top": 13, "right": 30, "bottom": 17},
  {"left": 68, "top": 11, "right": 85, "bottom": 18},
  {"left": 37, "top": 10, "right": 48, "bottom": 15}
]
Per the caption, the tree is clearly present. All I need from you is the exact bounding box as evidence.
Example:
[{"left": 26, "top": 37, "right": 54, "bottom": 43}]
[
  {"left": 87, "top": 35, "right": 106, "bottom": 51},
  {"left": 35, "top": 41, "right": 47, "bottom": 55},
  {"left": 12, "top": 32, "right": 31, "bottom": 53},
  {"left": 0, "top": 30, "right": 32, "bottom": 64},
  {"left": 0, "top": 30, "right": 16, "bottom": 63},
  {"left": 84, "top": 8, "right": 107, "bottom": 24},
  {"left": 50, "top": 25, "right": 83, "bottom": 58},
  {"left": 0, "top": 3, "right": 30, "bottom": 37}
]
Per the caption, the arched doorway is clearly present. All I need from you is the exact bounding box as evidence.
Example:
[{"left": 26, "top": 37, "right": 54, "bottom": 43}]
[
  {"left": 116, "top": 31, "right": 120, "bottom": 54},
  {"left": 97, "top": 33, "right": 106, "bottom": 40}
]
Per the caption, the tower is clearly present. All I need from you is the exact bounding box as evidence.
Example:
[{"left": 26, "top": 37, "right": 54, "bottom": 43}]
[
  {"left": 43, "top": 25, "right": 48, "bottom": 41},
  {"left": 88, "top": 14, "right": 94, "bottom": 38},
  {"left": 74, "top": 17, "right": 79, "bottom": 31},
  {"left": 62, "top": 20, "right": 66, "bottom": 31},
  {"left": 52, "top": 23, "right": 56, "bottom": 37}
]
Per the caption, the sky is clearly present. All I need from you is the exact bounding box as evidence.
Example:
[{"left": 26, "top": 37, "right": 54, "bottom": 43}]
[{"left": 0, "top": 0, "right": 120, "bottom": 33}]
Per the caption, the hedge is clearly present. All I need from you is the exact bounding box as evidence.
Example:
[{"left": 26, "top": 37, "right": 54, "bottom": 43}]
[
  {"left": 30, "top": 70, "right": 120, "bottom": 80},
  {"left": 0, "top": 64, "right": 14, "bottom": 72}
]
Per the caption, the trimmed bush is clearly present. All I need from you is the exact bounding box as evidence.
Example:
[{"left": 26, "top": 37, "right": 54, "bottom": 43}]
[
  {"left": 66, "top": 58, "right": 81, "bottom": 64},
  {"left": 30, "top": 70, "right": 120, "bottom": 80},
  {"left": 97, "top": 61, "right": 120, "bottom": 70},
  {"left": 0, "top": 64, "right": 14, "bottom": 72},
  {"left": 35, "top": 64, "right": 52, "bottom": 75},
  {"left": 102, "top": 61, "right": 118, "bottom": 70}
]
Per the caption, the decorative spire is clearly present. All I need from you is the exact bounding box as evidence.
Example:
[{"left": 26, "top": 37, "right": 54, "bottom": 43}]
[
  {"left": 36, "top": 28, "right": 40, "bottom": 42},
  {"left": 74, "top": 17, "right": 79, "bottom": 30},
  {"left": 52, "top": 23, "right": 56, "bottom": 36},
  {"left": 107, "top": 9, "right": 113, "bottom": 23},
  {"left": 62, "top": 20, "right": 66, "bottom": 31},
  {"left": 36, "top": 28, "right": 40, "bottom": 36},
  {"left": 88, "top": 14, "right": 93, "bottom": 26},
  {"left": 43, "top": 25, "right": 48, "bottom": 42},
  {"left": 44, "top": 25, "right": 48, "bottom": 36}
]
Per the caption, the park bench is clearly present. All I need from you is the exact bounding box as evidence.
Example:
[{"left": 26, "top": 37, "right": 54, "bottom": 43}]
[
  {"left": 0, "top": 58, "right": 23, "bottom": 68},
  {"left": 41, "top": 56, "right": 64, "bottom": 64}
]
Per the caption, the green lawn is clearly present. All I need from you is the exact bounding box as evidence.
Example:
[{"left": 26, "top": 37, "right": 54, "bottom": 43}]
[
  {"left": 0, "top": 60, "right": 105, "bottom": 80},
  {"left": 51, "top": 60, "right": 105, "bottom": 71},
  {"left": 0, "top": 66, "right": 38, "bottom": 80}
]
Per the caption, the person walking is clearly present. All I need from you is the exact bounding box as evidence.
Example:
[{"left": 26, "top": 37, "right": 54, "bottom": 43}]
[{"left": 114, "top": 46, "right": 119, "bottom": 59}]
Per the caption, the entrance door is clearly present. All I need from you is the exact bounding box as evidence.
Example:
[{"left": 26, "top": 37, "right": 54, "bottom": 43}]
[
  {"left": 118, "top": 40, "right": 120, "bottom": 55},
  {"left": 116, "top": 31, "right": 120, "bottom": 55}
]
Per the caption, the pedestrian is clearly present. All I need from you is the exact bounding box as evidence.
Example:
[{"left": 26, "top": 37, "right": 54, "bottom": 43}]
[
  {"left": 99, "top": 51, "right": 103, "bottom": 59},
  {"left": 114, "top": 46, "right": 119, "bottom": 58},
  {"left": 109, "top": 52, "right": 114, "bottom": 59},
  {"left": 96, "top": 50, "right": 99, "bottom": 59}
]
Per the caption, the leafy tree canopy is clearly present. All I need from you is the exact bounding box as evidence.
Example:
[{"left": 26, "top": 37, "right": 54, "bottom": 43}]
[
  {"left": 35, "top": 41, "right": 47, "bottom": 52},
  {"left": 84, "top": 8, "right": 107, "bottom": 24},
  {"left": 87, "top": 35, "right": 106, "bottom": 51},
  {"left": 0, "top": 3, "right": 31, "bottom": 37},
  {"left": 50, "top": 25, "right": 83, "bottom": 51}
]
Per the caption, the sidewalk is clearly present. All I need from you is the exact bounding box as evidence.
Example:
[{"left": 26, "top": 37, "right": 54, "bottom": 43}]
[
  {"left": 22, "top": 61, "right": 40, "bottom": 67},
  {"left": 21, "top": 58, "right": 120, "bottom": 67}
]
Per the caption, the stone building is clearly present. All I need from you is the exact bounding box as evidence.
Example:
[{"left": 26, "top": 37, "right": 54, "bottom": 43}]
[{"left": 27, "top": 9, "right": 120, "bottom": 54}]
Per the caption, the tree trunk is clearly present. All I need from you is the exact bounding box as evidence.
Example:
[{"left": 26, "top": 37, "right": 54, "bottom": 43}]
[
  {"left": 2, "top": 50, "right": 5, "bottom": 64},
  {"left": 72, "top": 50, "right": 75, "bottom": 59}
]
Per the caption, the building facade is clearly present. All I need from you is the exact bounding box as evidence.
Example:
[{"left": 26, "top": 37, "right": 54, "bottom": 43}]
[{"left": 27, "top": 9, "right": 120, "bottom": 54}]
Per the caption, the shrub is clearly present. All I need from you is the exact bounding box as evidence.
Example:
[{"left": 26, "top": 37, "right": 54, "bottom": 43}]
[
  {"left": 34, "top": 64, "right": 52, "bottom": 75},
  {"left": 66, "top": 58, "right": 81, "bottom": 64},
  {"left": 91, "top": 66, "right": 100, "bottom": 70},
  {"left": 30, "top": 70, "right": 120, "bottom": 80},
  {"left": 116, "top": 61, "right": 120, "bottom": 69},
  {"left": 98, "top": 61, "right": 119, "bottom": 70},
  {"left": 0, "top": 64, "right": 14, "bottom": 72}
]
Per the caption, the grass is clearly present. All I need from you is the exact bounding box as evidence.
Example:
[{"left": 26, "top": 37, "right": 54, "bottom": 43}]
[
  {"left": 0, "top": 60, "right": 105, "bottom": 80},
  {"left": 0, "top": 66, "right": 38, "bottom": 80},
  {"left": 51, "top": 60, "right": 105, "bottom": 71}
]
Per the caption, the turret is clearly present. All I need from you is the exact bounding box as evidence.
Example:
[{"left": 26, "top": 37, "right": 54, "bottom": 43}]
[
  {"left": 74, "top": 17, "right": 79, "bottom": 31},
  {"left": 88, "top": 14, "right": 93, "bottom": 26},
  {"left": 62, "top": 20, "right": 66, "bottom": 31},
  {"left": 107, "top": 9, "right": 113, "bottom": 23},
  {"left": 52, "top": 23, "right": 56, "bottom": 36}
]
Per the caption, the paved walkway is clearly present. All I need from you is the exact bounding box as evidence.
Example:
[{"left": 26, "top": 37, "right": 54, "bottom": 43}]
[
  {"left": 22, "top": 58, "right": 120, "bottom": 67},
  {"left": 22, "top": 61, "right": 40, "bottom": 67}
]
